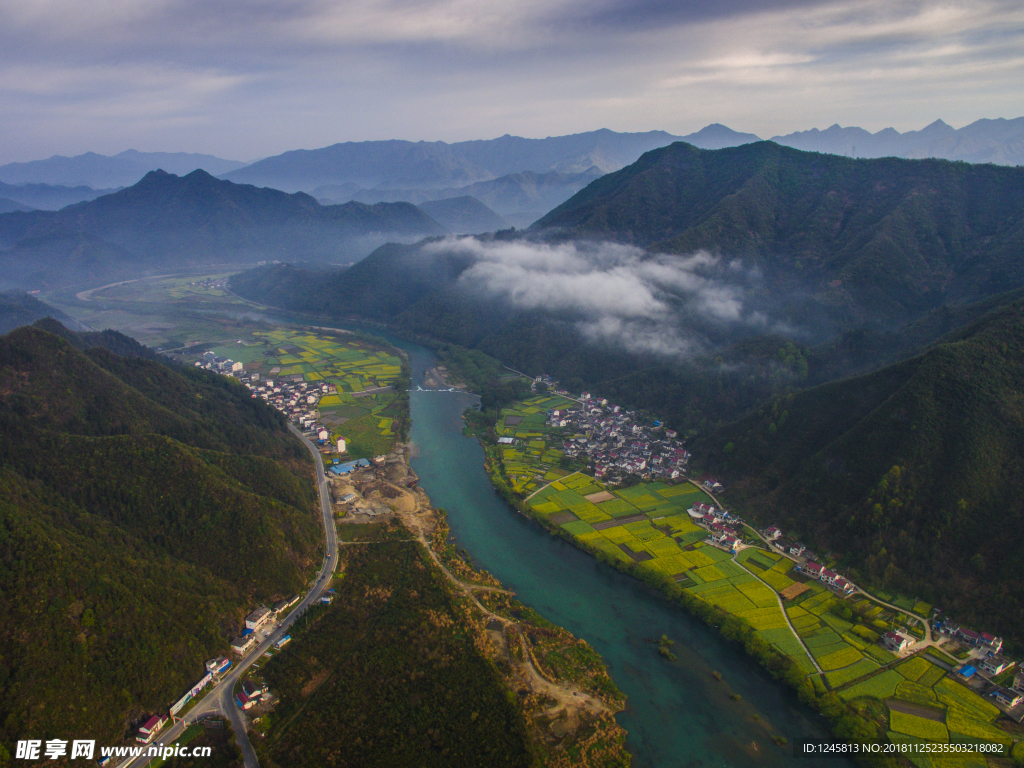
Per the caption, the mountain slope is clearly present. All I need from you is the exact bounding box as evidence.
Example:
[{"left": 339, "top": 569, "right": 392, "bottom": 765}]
[
  {"left": 417, "top": 196, "right": 507, "bottom": 234},
  {"left": 535, "top": 141, "right": 1024, "bottom": 329},
  {"left": 0, "top": 170, "right": 446, "bottom": 288},
  {"left": 696, "top": 300, "right": 1024, "bottom": 641},
  {"left": 0, "top": 323, "right": 320, "bottom": 745},
  {"left": 0, "top": 150, "right": 248, "bottom": 187},
  {"left": 0, "top": 291, "right": 83, "bottom": 334},
  {"left": 327, "top": 167, "right": 605, "bottom": 220}
]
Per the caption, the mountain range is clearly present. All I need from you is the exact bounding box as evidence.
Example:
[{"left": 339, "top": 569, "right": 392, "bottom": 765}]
[
  {"left": 537, "top": 140, "right": 1024, "bottom": 331},
  {"left": 0, "top": 169, "right": 446, "bottom": 289},
  {"left": 221, "top": 126, "right": 761, "bottom": 193},
  {"left": 2, "top": 118, "right": 1020, "bottom": 207},
  {"left": 0, "top": 150, "right": 247, "bottom": 188},
  {"left": 771, "top": 117, "right": 1024, "bottom": 166}
]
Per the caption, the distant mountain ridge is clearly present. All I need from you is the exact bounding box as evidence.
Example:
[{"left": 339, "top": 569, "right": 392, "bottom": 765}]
[
  {"left": 772, "top": 117, "right": 1024, "bottom": 165},
  {"left": 416, "top": 197, "right": 508, "bottom": 234},
  {"left": 0, "top": 150, "right": 248, "bottom": 188},
  {"left": 318, "top": 168, "right": 605, "bottom": 229},
  {"left": 0, "top": 180, "right": 121, "bottom": 211},
  {"left": 222, "top": 126, "right": 762, "bottom": 193},
  {"left": 0, "top": 169, "right": 445, "bottom": 290}
]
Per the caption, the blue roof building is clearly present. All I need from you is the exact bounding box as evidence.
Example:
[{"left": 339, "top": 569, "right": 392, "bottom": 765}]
[{"left": 329, "top": 458, "right": 371, "bottom": 476}]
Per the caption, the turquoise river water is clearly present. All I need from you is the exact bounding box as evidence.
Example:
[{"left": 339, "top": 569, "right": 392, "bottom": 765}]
[{"left": 359, "top": 333, "right": 850, "bottom": 768}]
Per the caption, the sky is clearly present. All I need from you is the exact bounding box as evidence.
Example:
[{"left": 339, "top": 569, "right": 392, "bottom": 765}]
[{"left": 1, "top": 0, "right": 1023, "bottom": 163}]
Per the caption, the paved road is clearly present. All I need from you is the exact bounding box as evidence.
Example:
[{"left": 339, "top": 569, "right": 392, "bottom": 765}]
[{"left": 127, "top": 426, "right": 337, "bottom": 768}]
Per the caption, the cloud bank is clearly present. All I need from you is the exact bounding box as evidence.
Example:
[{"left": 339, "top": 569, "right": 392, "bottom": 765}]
[{"left": 422, "top": 236, "right": 763, "bottom": 357}]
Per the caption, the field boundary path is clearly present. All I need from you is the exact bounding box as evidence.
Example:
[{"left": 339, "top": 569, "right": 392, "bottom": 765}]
[{"left": 732, "top": 554, "right": 825, "bottom": 677}]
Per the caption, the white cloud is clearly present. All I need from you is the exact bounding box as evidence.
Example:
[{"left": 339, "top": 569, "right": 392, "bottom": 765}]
[{"left": 422, "top": 236, "right": 759, "bottom": 357}]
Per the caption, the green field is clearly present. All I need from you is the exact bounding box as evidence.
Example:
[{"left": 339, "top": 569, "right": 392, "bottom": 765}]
[
  {"left": 199, "top": 328, "right": 408, "bottom": 459},
  {"left": 890, "top": 710, "right": 949, "bottom": 742},
  {"left": 496, "top": 392, "right": 1017, "bottom": 758}
]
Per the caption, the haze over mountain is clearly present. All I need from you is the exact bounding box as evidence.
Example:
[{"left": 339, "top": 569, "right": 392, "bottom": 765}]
[
  {"left": 0, "top": 150, "right": 248, "bottom": 188},
  {"left": 232, "top": 139, "right": 1024, "bottom": 432},
  {"left": 0, "top": 169, "right": 445, "bottom": 290},
  {"left": 0, "top": 290, "right": 85, "bottom": 334},
  {"left": 416, "top": 197, "right": 508, "bottom": 235},
  {"left": 222, "top": 126, "right": 761, "bottom": 193},
  {"left": 0, "top": 181, "right": 122, "bottom": 211},
  {"left": 229, "top": 140, "right": 1024, "bottom": 641},
  {"left": 0, "top": 198, "right": 33, "bottom": 214},
  {"left": 773, "top": 117, "right": 1024, "bottom": 165},
  {"left": 320, "top": 167, "right": 605, "bottom": 226}
]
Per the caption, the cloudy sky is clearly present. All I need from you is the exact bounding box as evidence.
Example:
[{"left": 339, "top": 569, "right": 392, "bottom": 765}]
[{"left": 2, "top": 0, "right": 1022, "bottom": 163}]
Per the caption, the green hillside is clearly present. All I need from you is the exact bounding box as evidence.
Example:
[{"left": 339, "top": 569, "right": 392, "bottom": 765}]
[
  {"left": 538, "top": 141, "right": 1024, "bottom": 328},
  {"left": 696, "top": 300, "right": 1024, "bottom": 642},
  {"left": 0, "top": 324, "right": 320, "bottom": 746}
]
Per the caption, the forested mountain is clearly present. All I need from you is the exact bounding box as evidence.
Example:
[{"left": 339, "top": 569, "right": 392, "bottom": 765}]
[
  {"left": 0, "top": 291, "right": 84, "bottom": 334},
  {"left": 0, "top": 169, "right": 446, "bottom": 290},
  {"left": 536, "top": 141, "right": 1024, "bottom": 330},
  {"left": 772, "top": 116, "right": 1024, "bottom": 166},
  {"left": 694, "top": 299, "right": 1024, "bottom": 641},
  {"left": 0, "top": 150, "right": 248, "bottom": 188},
  {"left": 0, "top": 323, "right": 320, "bottom": 746}
]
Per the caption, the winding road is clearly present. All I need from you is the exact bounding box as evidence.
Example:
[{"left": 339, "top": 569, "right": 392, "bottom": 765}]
[{"left": 127, "top": 426, "right": 337, "bottom": 768}]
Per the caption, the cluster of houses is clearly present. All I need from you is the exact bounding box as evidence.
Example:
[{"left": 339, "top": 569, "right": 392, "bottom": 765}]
[
  {"left": 798, "top": 560, "right": 857, "bottom": 595},
  {"left": 229, "top": 600, "right": 297, "bottom": 657},
  {"left": 236, "top": 679, "right": 270, "bottom": 711},
  {"left": 687, "top": 502, "right": 744, "bottom": 552},
  {"left": 548, "top": 393, "right": 691, "bottom": 481},
  {"left": 197, "top": 353, "right": 340, "bottom": 439},
  {"left": 763, "top": 526, "right": 808, "bottom": 557},
  {"left": 940, "top": 622, "right": 1004, "bottom": 654}
]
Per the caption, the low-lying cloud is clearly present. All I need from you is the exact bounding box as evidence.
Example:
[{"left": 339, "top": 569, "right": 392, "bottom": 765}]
[{"left": 422, "top": 236, "right": 764, "bottom": 357}]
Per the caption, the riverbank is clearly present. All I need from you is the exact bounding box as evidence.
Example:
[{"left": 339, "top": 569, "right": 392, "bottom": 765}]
[
  {"left": 470, "top": 393, "right": 1023, "bottom": 762},
  {"left": 325, "top": 444, "right": 631, "bottom": 766}
]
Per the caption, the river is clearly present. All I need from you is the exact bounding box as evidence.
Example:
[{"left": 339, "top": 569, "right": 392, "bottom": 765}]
[{"left": 369, "top": 334, "right": 847, "bottom": 768}]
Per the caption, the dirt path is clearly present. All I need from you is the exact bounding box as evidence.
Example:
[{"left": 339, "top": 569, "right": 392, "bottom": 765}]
[
  {"left": 351, "top": 457, "right": 612, "bottom": 721},
  {"left": 732, "top": 554, "right": 824, "bottom": 677}
]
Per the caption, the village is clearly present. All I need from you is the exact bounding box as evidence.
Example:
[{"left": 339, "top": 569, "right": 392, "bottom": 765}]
[
  {"left": 195, "top": 353, "right": 1024, "bottom": 735},
  {"left": 528, "top": 386, "right": 692, "bottom": 482}
]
